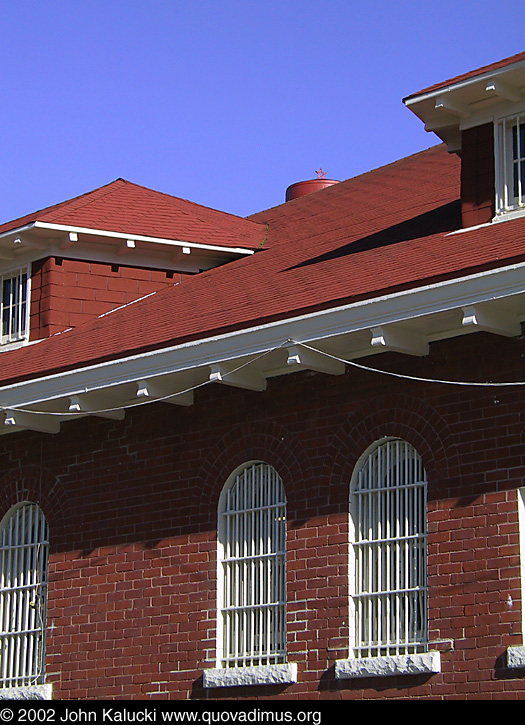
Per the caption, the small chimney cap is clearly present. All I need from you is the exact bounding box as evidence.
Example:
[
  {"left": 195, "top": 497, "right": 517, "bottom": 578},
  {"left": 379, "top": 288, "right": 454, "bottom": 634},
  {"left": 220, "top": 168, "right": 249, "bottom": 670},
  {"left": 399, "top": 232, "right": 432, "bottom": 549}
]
[{"left": 286, "top": 170, "right": 340, "bottom": 202}]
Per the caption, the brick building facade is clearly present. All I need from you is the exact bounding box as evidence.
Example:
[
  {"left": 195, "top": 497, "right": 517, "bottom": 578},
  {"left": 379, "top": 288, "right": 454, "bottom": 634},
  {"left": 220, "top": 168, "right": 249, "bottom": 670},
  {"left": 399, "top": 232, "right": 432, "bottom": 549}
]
[{"left": 1, "top": 53, "right": 525, "bottom": 700}]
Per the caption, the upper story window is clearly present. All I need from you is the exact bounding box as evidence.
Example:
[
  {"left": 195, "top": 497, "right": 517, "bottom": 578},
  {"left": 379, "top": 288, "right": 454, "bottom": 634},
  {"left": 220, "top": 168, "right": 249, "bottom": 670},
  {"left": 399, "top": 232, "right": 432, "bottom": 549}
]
[
  {"left": 1, "top": 267, "right": 30, "bottom": 345},
  {"left": 0, "top": 503, "right": 50, "bottom": 689},
  {"left": 495, "top": 113, "right": 525, "bottom": 216},
  {"left": 349, "top": 439, "right": 428, "bottom": 659},
  {"left": 217, "top": 462, "right": 287, "bottom": 669}
]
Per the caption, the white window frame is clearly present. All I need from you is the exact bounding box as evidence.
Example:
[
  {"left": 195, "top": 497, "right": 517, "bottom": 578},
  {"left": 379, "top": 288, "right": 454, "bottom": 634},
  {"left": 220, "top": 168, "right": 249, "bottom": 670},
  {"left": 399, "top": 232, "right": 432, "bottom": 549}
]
[
  {"left": 0, "top": 266, "right": 31, "bottom": 345},
  {"left": 0, "top": 503, "right": 50, "bottom": 693},
  {"left": 336, "top": 438, "right": 440, "bottom": 679},
  {"left": 204, "top": 461, "right": 297, "bottom": 688},
  {"left": 495, "top": 112, "right": 525, "bottom": 217},
  {"left": 507, "top": 488, "right": 525, "bottom": 668}
]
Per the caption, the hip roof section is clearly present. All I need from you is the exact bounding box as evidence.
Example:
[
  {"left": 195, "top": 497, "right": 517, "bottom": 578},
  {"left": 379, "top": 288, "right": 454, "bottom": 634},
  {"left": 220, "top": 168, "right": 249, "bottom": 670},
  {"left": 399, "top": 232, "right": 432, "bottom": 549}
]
[{"left": 0, "top": 178, "right": 266, "bottom": 251}]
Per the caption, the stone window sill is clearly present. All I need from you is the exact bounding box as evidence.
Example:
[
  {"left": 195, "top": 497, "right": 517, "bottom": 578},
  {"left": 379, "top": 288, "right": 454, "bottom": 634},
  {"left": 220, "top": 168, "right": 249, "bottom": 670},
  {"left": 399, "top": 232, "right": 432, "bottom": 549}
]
[
  {"left": 0, "top": 684, "right": 52, "bottom": 700},
  {"left": 507, "top": 646, "right": 525, "bottom": 668},
  {"left": 203, "top": 663, "right": 297, "bottom": 689},
  {"left": 335, "top": 652, "right": 441, "bottom": 679}
]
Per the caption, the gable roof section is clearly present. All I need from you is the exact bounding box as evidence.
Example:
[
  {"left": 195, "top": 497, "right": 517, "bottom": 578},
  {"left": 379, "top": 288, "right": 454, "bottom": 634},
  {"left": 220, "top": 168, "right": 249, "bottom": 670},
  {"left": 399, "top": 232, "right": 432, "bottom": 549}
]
[{"left": 0, "top": 178, "right": 266, "bottom": 251}]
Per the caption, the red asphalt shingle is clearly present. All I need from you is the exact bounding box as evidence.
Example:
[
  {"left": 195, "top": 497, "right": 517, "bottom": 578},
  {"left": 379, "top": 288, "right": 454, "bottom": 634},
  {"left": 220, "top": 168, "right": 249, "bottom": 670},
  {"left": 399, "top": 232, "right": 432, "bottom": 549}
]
[{"left": 1, "top": 144, "right": 525, "bottom": 387}]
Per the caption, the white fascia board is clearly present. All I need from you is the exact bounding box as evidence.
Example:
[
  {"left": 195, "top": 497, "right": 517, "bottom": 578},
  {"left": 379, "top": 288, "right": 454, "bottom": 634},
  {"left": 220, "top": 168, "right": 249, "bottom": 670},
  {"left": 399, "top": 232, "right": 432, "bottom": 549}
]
[
  {"left": 404, "top": 59, "right": 525, "bottom": 107},
  {"left": 0, "top": 261, "right": 524, "bottom": 411},
  {"left": 0, "top": 223, "right": 37, "bottom": 241},
  {"left": 32, "top": 222, "right": 255, "bottom": 257}
]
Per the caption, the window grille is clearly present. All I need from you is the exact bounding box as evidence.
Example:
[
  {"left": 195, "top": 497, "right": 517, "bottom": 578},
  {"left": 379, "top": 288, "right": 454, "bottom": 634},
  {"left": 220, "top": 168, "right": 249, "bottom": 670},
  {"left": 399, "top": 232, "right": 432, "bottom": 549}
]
[
  {"left": 350, "top": 439, "right": 427, "bottom": 658},
  {"left": 1, "top": 268, "right": 30, "bottom": 344},
  {"left": 218, "top": 462, "right": 287, "bottom": 668},
  {"left": 496, "top": 114, "right": 525, "bottom": 214},
  {"left": 0, "top": 503, "right": 49, "bottom": 689}
]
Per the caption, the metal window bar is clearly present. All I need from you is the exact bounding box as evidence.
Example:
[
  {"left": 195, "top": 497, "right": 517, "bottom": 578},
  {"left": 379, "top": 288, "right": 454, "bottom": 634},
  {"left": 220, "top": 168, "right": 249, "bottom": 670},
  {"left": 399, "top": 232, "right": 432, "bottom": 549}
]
[
  {"left": 352, "top": 440, "right": 427, "bottom": 658},
  {"left": 0, "top": 504, "right": 49, "bottom": 688},
  {"left": 221, "top": 463, "right": 286, "bottom": 668},
  {"left": 1, "top": 269, "right": 29, "bottom": 344}
]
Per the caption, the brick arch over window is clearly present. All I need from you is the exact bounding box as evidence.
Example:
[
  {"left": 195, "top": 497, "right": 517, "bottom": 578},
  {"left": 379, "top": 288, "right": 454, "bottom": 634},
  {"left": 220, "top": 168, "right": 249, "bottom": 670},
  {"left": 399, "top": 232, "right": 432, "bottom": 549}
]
[
  {"left": 324, "top": 394, "right": 460, "bottom": 505},
  {"left": 196, "top": 421, "right": 313, "bottom": 523},
  {"left": 0, "top": 464, "right": 68, "bottom": 527}
]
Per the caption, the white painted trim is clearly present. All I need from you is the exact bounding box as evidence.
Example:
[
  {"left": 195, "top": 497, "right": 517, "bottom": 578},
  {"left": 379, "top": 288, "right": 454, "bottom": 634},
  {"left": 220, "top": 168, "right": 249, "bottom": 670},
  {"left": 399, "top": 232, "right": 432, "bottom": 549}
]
[
  {"left": 0, "top": 684, "right": 52, "bottom": 700},
  {"left": 0, "top": 224, "right": 36, "bottom": 242},
  {"left": 404, "top": 59, "right": 525, "bottom": 106},
  {"left": 517, "top": 489, "right": 525, "bottom": 648},
  {"left": 32, "top": 222, "right": 256, "bottom": 257},
  {"left": 203, "top": 663, "right": 297, "bottom": 689},
  {"left": 335, "top": 652, "right": 440, "bottom": 679},
  {"left": 0, "top": 261, "right": 523, "bottom": 411}
]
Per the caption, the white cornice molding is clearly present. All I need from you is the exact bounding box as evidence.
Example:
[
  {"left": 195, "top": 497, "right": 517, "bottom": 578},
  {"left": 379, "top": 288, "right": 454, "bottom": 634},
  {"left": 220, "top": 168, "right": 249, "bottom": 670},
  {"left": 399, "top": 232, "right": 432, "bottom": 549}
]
[
  {"left": 0, "top": 222, "right": 256, "bottom": 276},
  {"left": 404, "top": 58, "right": 525, "bottom": 107},
  {"left": 0, "top": 260, "right": 523, "bottom": 415},
  {"left": 32, "top": 222, "right": 256, "bottom": 257}
]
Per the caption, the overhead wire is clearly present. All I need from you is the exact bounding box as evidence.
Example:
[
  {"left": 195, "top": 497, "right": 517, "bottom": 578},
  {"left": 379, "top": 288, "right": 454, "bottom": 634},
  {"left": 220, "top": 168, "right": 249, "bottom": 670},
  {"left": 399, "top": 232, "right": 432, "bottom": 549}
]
[{"left": 1, "top": 335, "right": 525, "bottom": 421}]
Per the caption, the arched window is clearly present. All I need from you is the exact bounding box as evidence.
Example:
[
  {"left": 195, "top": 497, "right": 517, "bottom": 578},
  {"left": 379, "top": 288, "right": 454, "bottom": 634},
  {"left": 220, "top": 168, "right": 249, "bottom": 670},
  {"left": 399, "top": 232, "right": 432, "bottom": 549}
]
[
  {"left": 0, "top": 503, "right": 49, "bottom": 689},
  {"left": 350, "top": 439, "right": 428, "bottom": 658},
  {"left": 217, "top": 462, "right": 287, "bottom": 669}
]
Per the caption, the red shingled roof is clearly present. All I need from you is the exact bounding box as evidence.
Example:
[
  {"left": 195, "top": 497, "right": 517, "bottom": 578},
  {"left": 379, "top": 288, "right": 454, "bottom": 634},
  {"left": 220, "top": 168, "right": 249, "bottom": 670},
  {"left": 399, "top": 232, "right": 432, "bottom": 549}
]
[
  {"left": 1, "top": 143, "right": 525, "bottom": 387},
  {"left": 0, "top": 178, "right": 266, "bottom": 250},
  {"left": 404, "top": 50, "right": 525, "bottom": 101}
]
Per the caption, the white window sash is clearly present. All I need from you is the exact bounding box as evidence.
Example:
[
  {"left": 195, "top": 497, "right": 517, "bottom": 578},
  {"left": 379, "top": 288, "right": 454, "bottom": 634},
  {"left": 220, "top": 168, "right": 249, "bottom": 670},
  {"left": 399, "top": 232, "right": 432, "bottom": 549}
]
[
  {"left": 496, "top": 113, "right": 525, "bottom": 215},
  {"left": 0, "top": 267, "right": 30, "bottom": 345}
]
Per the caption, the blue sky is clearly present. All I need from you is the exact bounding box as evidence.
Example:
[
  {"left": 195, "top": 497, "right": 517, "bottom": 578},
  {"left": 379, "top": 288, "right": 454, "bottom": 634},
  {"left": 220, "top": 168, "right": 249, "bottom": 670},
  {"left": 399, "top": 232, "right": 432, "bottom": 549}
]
[{"left": 1, "top": 1, "right": 524, "bottom": 221}]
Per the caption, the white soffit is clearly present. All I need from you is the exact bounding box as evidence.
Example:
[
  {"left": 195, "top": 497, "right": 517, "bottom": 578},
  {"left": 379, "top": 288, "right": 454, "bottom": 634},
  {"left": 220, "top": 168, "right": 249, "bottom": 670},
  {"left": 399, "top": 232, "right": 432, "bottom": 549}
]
[
  {"left": 404, "top": 59, "right": 525, "bottom": 149},
  {"left": 0, "top": 222, "right": 255, "bottom": 275},
  {"left": 0, "top": 260, "right": 522, "bottom": 430}
]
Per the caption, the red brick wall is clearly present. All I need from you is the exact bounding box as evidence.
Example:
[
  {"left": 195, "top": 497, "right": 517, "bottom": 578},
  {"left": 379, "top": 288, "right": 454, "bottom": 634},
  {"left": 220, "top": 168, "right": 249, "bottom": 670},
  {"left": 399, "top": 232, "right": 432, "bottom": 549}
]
[
  {"left": 29, "top": 258, "right": 188, "bottom": 340},
  {"left": 460, "top": 123, "right": 495, "bottom": 228},
  {"left": 1, "top": 329, "right": 524, "bottom": 700}
]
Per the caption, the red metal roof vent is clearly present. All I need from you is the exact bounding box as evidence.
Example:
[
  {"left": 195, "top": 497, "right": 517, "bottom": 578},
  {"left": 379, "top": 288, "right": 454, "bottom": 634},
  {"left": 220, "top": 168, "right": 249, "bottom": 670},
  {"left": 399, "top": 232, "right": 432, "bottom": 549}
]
[{"left": 285, "top": 168, "right": 339, "bottom": 202}]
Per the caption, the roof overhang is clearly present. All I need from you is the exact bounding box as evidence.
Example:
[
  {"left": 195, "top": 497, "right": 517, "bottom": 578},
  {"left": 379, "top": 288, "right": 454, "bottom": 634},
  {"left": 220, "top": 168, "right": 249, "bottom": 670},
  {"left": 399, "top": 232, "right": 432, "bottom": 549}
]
[
  {"left": 404, "top": 58, "right": 525, "bottom": 152},
  {"left": 0, "top": 260, "right": 524, "bottom": 435},
  {"left": 0, "top": 222, "right": 255, "bottom": 274}
]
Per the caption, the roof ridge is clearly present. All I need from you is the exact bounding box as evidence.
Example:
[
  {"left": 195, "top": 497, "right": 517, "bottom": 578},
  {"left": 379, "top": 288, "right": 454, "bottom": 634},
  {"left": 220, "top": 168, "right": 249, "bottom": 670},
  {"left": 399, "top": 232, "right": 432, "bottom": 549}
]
[
  {"left": 248, "top": 145, "right": 445, "bottom": 219},
  {"left": 118, "top": 178, "right": 265, "bottom": 228},
  {"left": 41, "top": 178, "right": 130, "bottom": 223}
]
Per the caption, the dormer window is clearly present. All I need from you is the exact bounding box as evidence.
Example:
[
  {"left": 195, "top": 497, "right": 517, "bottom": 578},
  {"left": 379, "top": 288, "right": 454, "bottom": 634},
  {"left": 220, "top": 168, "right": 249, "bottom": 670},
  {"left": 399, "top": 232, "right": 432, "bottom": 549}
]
[
  {"left": 495, "top": 113, "right": 525, "bottom": 216},
  {"left": 1, "top": 267, "right": 30, "bottom": 345}
]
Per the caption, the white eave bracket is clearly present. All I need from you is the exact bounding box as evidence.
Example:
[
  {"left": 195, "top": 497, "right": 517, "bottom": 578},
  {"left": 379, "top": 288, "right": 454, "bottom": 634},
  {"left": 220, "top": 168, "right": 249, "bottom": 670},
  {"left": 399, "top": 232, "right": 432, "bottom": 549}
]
[
  {"left": 462, "top": 304, "right": 522, "bottom": 337},
  {"left": 3, "top": 410, "right": 60, "bottom": 435},
  {"left": 136, "top": 379, "right": 193, "bottom": 406},
  {"left": 434, "top": 94, "right": 470, "bottom": 119},
  {"left": 68, "top": 393, "right": 125, "bottom": 420},
  {"left": 286, "top": 344, "right": 345, "bottom": 375},
  {"left": 370, "top": 325, "right": 429, "bottom": 356},
  {"left": 209, "top": 364, "right": 267, "bottom": 392}
]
